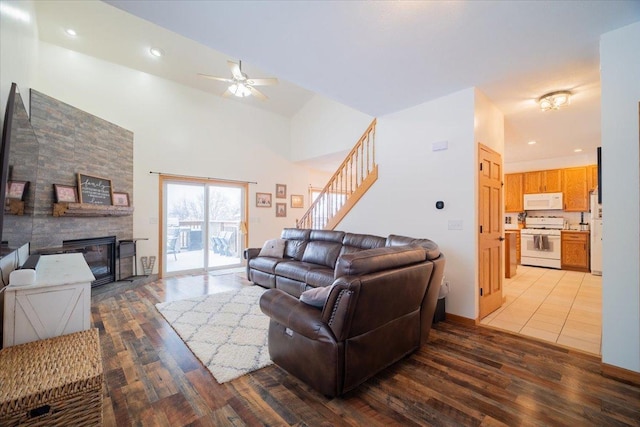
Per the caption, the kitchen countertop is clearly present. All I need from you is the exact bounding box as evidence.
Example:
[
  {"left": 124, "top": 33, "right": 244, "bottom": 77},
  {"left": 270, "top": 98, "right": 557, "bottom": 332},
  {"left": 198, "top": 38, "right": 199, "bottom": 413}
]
[{"left": 562, "top": 230, "right": 590, "bottom": 234}]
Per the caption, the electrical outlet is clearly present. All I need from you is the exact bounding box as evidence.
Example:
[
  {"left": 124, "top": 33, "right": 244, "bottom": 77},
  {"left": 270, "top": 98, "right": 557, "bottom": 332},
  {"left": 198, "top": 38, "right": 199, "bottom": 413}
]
[{"left": 448, "top": 219, "right": 463, "bottom": 230}]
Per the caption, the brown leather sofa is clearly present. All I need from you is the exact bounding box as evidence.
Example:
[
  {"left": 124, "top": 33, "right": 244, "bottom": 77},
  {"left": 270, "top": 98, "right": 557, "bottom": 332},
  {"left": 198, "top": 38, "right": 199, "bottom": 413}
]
[{"left": 247, "top": 229, "right": 445, "bottom": 397}]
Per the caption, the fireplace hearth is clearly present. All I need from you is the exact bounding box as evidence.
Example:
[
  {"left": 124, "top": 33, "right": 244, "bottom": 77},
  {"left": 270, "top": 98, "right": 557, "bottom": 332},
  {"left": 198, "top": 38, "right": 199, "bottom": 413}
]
[{"left": 63, "top": 236, "right": 116, "bottom": 287}]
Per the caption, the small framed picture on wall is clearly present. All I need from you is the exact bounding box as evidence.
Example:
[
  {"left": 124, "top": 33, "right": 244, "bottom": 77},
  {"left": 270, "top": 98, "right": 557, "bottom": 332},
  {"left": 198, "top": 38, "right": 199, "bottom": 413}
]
[
  {"left": 276, "top": 184, "right": 287, "bottom": 199},
  {"left": 276, "top": 202, "right": 287, "bottom": 217},
  {"left": 256, "top": 192, "right": 272, "bottom": 207},
  {"left": 291, "top": 194, "right": 304, "bottom": 208}
]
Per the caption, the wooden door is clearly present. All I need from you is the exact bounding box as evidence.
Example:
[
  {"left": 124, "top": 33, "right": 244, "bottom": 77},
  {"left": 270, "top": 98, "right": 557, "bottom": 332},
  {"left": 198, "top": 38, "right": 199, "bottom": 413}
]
[{"left": 478, "top": 144, "right": 503, "bottom": 319}]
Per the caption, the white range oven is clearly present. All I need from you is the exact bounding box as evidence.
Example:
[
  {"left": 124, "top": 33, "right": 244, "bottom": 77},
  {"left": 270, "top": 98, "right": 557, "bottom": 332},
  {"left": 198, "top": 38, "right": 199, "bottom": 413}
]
[{"left": 520, "top": 216, "right": 566, "bottom": 269}]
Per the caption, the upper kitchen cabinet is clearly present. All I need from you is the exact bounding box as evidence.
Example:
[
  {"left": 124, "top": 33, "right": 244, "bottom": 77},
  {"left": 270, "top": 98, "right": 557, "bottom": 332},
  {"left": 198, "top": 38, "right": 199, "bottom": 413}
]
[
  {"left": 563, "top": 167, "right": 589, "bottom": 211},
  {"left": 587, "top": 164, "right": 598, "bottom": 192},
  {"left": 523, "top": 169, "right": 562, "bottom": 193},
  {"left": 505, "top": 173, "right": 524, "bottom": 212}
]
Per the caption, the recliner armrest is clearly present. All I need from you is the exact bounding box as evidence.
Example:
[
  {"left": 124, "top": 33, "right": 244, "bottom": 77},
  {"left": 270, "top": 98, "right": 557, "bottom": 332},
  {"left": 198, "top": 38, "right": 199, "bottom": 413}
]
[
  {"left": 259, "top": 289, "right": 336, "bottom": 342},
  {"left": 244, "top": 247, "right": 261, "bottom": 260}
]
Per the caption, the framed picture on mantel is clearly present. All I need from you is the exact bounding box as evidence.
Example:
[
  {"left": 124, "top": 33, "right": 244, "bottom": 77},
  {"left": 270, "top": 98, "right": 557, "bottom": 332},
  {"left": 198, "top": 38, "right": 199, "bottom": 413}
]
[
  {"left": 77, "top": 173, "right": 113, "bottom": 205},
  {"left": 53, "top": 184, "right": 78, "bottom": 203},
  {"left": 112, "top": 192, "right": 130, "bottom": 207}
]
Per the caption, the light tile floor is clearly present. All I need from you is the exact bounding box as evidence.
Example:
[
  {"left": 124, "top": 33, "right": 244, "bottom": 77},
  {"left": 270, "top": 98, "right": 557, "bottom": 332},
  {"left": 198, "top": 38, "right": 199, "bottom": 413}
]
[{"left": 480, "top": 265, "right": 602, "bottom": 355}]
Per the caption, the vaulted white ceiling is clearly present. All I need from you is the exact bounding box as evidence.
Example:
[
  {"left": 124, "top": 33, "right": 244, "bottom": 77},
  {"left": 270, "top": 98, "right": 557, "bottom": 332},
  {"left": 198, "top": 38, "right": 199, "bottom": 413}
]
[{"left": 35, "top": 1, "right": 640, "bottom": 164}]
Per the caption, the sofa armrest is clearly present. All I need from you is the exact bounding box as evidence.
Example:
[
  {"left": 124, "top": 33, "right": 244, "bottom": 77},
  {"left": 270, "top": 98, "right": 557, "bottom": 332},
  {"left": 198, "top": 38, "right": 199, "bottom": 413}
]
[
  {"left": 259, "top": 289, "right": 336, "bottom": 342},
  {"left": 244, "top": 247, "right": 261, "bottom": 260}
]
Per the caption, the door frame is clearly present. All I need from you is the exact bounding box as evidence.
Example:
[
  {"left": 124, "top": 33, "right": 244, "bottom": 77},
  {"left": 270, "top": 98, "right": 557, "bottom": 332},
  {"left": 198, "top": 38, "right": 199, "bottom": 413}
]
[{"left": 158, "top": 174, "right": 248, "bottom": 278}]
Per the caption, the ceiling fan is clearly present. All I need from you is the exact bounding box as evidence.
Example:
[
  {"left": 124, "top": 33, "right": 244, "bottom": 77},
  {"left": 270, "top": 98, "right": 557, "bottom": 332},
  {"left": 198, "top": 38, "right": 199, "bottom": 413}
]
[{"left": 198, "top": 60, "right": 278, "bottom": 100}]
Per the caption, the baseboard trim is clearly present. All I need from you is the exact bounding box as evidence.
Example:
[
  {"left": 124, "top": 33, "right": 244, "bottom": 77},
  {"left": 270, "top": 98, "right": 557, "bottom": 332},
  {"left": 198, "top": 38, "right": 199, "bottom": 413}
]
[
  {"left": 601, "top": 363, "right": 640, "bottom": 386},
  {"left": 445, "top": 313, "right": 476, "bottom": 327}
]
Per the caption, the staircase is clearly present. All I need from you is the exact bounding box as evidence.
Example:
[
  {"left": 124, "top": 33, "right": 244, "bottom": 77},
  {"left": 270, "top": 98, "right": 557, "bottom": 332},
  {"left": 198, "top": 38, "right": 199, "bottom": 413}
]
[{"left": 297, "top": 119, "right": 378, "bottom": 230}]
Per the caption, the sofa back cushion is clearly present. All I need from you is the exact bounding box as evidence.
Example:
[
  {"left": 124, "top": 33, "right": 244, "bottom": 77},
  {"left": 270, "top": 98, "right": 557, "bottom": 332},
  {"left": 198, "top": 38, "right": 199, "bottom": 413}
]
[
  {"left": 339, "top": 233, "right": 386, "bottom": 257},
  {"left": 302, "top": 241, "right": 343, "bottom": 268},
  {"left": 335, "top": 245, "right": 427, "bottom": 278},
  {"left": 281, "top": 228, "right": 311, "bottom": 260},
  {"left": 386, "top": 234, "right": 440, "bottom": 260},
  {"left": 299, "top": 230, "right": 345, "bottom": 268}
]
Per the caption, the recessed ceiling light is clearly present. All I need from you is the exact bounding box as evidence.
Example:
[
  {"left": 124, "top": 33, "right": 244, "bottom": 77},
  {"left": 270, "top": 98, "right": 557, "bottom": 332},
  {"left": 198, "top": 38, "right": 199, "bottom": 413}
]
[
  {"left": 528, "top": 140, "right": 537, "bottom": 145},
  {"left": 149, "top": 47, "right": 164, "bottom": 57},
  {"left": 65, "top": 28, "right": 77, "bottom": 37},
  {"left": 574, "top": 148, "right": 583, "bottom": 153}
]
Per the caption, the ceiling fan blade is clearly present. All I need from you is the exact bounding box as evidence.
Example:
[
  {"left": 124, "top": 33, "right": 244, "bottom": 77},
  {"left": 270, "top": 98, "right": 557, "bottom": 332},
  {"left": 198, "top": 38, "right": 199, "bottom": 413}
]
[
  {"left": 228, "top": 60, "right": 243, "bottom": 80},
  {"left": 248, "top": 86, "right": 268, "bottom": 100},
  {"left": 198, "top": 73, "right": 234, "bottom": 83},
  {"left": 246, "top": 78, "right": 278, "bottom": 86}
]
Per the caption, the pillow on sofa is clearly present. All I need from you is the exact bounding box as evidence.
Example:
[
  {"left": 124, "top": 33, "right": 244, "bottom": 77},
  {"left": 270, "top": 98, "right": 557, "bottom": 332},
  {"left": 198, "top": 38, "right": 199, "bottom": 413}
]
[
  {"left": 300, "top": 285, "right": 332, "bottom": 308},
  {"left": 258, "top": 239, "right": 286, "bottom": 258}
]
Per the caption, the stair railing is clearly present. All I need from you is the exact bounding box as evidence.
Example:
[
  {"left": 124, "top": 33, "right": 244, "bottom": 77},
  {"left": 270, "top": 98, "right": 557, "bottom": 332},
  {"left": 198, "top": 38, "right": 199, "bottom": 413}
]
[{"left": 297, "top": 119, "right": 378, "bottom": 230}]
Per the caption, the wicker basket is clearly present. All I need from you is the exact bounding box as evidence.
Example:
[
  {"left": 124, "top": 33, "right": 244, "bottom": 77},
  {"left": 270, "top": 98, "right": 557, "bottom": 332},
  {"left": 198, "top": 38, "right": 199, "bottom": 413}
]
[{"left": 0, "top": 329, "right": 103, "bottom": 426}]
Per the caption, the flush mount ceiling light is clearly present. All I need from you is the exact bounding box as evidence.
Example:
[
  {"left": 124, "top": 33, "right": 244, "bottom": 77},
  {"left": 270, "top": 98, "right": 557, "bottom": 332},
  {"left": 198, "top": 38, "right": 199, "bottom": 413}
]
[
  {"left": 65, "top": 28, "right": 77, "bottom": 36},
  {"left": 538, "top": 90, "right": 572, "bottom": 111},
  {"left": 528, "top": 140, "right": 537, "bottom": 145},
  {"left": 149, "top": 47, "right": 164, "bottom": 57}
]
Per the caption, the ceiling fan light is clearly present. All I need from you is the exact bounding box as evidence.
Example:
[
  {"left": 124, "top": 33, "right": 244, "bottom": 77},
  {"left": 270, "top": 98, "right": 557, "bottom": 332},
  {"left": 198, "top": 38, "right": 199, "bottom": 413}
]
[{"left": 229, "top": 83, "right": 251, "bottom": 97}]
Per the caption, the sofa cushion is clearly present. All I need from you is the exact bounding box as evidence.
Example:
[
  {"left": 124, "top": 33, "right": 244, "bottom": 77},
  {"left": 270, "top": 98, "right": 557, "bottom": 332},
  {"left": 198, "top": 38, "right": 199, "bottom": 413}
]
[
  {"left": 275, "top": 261, "right": 321, "bottom": 282},
  {"left": 309, "top": 230, "right": 345, "bottom": 243},
  {"left": 302, "top": 241, "right": 343, "bottom": 268},
  {"left": 305, "top": 268, "right": 335, "bottom": 288},
  {"left": 249, "top": 256, "right": 282, "bottom": 274},
  {"left": 258, "top": 238, "right": 286, "bottom": 258},
  {"left": 335, "top": 245, "right": 427, "bottom": 277},
  {"left": 342, "top": 233, "right": 386, "bottom": 250},
  {"left": 386, "top": 234, "right": 440, "bottom": 260},
  {"left": 281, "top": 228, "right": 311, "bottom": 260},
  {"left": 300, "top": 285, "right": 333, "bottom": 308}
]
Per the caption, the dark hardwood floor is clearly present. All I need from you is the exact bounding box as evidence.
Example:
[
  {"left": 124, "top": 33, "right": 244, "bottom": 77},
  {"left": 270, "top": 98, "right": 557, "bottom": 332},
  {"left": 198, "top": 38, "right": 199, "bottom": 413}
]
[{"left": 92, "top": 272, "right": 640, "bottom": 426}]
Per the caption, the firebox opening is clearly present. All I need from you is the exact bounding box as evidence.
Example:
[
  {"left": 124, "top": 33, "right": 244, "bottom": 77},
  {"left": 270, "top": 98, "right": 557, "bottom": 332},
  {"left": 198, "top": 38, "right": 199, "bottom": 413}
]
[{"left": 63, "top": 236, "right": 117, "bottom": 287}]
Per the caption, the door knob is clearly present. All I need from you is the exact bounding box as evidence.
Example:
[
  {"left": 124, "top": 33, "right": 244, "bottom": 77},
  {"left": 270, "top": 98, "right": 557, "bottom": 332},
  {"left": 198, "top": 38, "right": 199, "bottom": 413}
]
[{"left": 498, "top": 236, "right": 505, "bottom": 241}]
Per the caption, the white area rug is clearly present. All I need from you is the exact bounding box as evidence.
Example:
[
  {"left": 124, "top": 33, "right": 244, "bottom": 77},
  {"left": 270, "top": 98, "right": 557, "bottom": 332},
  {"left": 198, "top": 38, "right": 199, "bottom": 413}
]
[{"left": 155, "top": 286, "right": 272, "bottom": 383}]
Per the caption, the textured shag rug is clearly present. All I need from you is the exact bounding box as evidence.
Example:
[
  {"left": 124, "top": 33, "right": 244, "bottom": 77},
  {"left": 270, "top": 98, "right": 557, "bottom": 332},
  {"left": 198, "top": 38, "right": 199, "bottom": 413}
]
[{"left": 155, "top": 286, "right": 272, "bottom": 383}]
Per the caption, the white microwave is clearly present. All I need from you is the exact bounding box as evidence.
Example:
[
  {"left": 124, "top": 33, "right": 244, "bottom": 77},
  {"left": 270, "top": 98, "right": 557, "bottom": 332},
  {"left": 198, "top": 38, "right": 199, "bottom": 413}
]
[{"left": 523, "top": 192, "right": 563, "bottom": 210}]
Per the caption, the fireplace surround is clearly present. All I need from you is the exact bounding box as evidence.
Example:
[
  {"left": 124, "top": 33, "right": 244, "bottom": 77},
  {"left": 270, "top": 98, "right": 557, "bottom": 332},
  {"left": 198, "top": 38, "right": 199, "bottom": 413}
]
[{"left": 63, "top": 236, "right": 116, "bottom": 287}]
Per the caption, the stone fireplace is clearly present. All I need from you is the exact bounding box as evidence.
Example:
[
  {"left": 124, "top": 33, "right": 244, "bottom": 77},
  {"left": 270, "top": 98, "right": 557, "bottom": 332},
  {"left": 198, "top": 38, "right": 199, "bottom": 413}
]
[{"left": 13, "top": 90, "right": 135, "bottom": 281}]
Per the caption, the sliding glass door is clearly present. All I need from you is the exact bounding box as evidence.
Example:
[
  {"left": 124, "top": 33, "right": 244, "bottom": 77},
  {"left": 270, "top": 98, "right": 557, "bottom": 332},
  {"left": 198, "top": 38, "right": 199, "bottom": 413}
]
[{"left": 162, "top": 177, "right": 246, "bottom": 276}]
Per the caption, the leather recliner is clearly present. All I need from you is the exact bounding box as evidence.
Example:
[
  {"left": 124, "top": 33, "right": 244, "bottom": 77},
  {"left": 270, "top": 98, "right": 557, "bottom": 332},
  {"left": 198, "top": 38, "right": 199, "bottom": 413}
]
[{"left": 259, "top": 245, "right": 444, "bottom": 397}]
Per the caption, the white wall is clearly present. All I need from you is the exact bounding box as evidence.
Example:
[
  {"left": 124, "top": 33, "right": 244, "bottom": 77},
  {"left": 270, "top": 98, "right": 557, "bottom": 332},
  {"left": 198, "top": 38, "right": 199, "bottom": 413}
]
[
  {"left": 600, "top": 21, "right": 640, "bottom": 373},
  {"left": 29, "top": 42, "right": 324, "bottom": 269},
  {"left": 290, "top": 94, "right": 374, "bottom": 162},
  {"left": 0, "top": 0, "right": 38, "bottom": 118},
  {"left": 339, "top": 88, "right": 481, "bottom": 318}
]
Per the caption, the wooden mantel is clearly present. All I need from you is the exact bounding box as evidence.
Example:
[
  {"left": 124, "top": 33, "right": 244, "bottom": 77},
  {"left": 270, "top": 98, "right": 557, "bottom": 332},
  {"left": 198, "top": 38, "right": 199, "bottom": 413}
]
[{"left": 53, "top": 202, "right": 134, "bottom": 217}]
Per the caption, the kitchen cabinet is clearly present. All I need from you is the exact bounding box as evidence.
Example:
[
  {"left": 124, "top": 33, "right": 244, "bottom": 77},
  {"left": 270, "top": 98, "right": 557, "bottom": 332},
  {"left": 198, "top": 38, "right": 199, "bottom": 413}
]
[
  {"left": 505, "top": 173, "right": 524, "bottom": 212},
  {"left": 562, "top": 167, "right": 589, "bottom": 211},
  {"left": 561, "top": 231, "right": 590, "bottom": 272},
  {"left": 587, "top": 164, "right": 598, "bottom": 192},
  {"left": 524, "top": 169, "right": 562, "bottom": 194}
]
